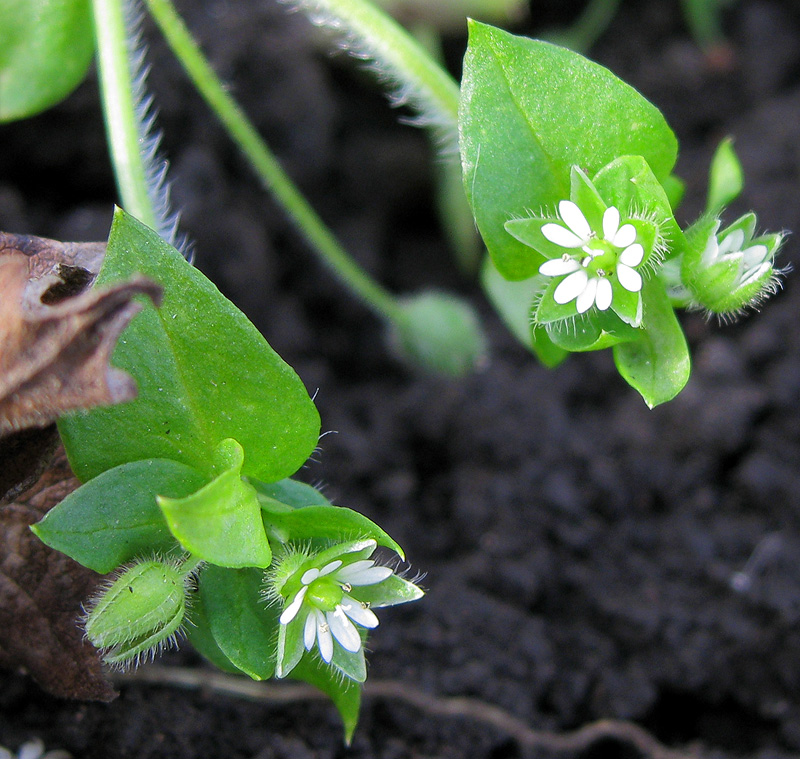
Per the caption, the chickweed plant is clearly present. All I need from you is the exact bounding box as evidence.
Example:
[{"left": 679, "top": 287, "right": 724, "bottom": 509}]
[{"left": 0, "top": 0, "right": 786, "bottom": 739}]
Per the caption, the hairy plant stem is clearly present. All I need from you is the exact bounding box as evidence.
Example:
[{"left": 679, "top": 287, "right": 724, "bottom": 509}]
[
  {"left": 91, "top": 0, "right": 159, "bottom": 231},
  {"left": 144, "top": 0, "right": 405, "bottom": 324}
]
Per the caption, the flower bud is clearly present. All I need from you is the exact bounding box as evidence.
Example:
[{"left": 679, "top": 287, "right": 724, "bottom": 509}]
[
  {"left": 84, "top": 558, "right": 189, "bottom": 667},
  {"left": 390, "top": 291, "right": 487, "bottom": 377},
  {"left": 682, "top": 213, "right": 783, "bottom": 315}
]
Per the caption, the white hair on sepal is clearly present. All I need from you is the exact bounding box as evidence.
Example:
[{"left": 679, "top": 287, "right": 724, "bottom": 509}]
[
  {"left": 123, "top": 0, "right": 192, "bottom": 259},
  {"left": 277, "top": 0, "right": 459, "bottom": 156}
]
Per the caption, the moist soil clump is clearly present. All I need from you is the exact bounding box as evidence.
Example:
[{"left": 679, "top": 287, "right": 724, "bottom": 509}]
[{"left": 2, "top": 1, "right": 800, "bottom": 757}]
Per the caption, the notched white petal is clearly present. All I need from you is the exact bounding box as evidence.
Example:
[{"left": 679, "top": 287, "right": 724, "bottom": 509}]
[
  {"left": 317, "top": 615, "right": 334, "bottom": 662},
  {"left": 554, "top": 269, "right": 588, "bottom": 304},
  {"left": 542, "top": 223, "right": 585, "bottom": 248},
  {"left": 619, "top": 243, "right": 644, "bottom": 267},
  {"left": 612, "top": 223, "right": 637, "bottom": 248},
  {"left": 328, "top": 608, "right": 362, "bottom": 653},
  {"left": 539, "top": 257, "right": 581, "bottom": 276},
  {"left": 602, "top": 206, "right": 620, "bottom": 241},
  {"left": 617, "top": 264, "right": 643, "bottom": 292},
  {"left": 304, "top": 608, "right": 318, "bottom": 650},
  {"left": 279, "top": 585, "right": 308, "bottom": 625},
  {"left": 300, "top": 568, "right": 320, "bottom": 585},
  {"left": 336, "top": 560, "right": 393, "bottom": 585},
  {"left": 576, "top": 277, "right": 598, "bottom": 314},
  {"left": 342, "top": 596, "right": 380, "bottom": 628},
  {"left": 318, "top": 560, "right": 343, "bottom": 577},
  {"left": 719, "top": 229, "right": 745, "bottom": 256},
  {"left": 559, "top": 200, "right": 592, "bottom": 240},
  {"left": 742, "top": 244, "right": 768, "bottom": 268},
  {"left": 595, "top": 278, "right": 613, "bottom": 310}
]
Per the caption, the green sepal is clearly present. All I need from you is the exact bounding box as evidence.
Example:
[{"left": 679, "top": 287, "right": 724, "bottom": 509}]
[
  {"left": 613, "top": 278, "right": 690, "bottom": 408},
  {"left": 480, "top": 256, "right": 567, "bottom": 367},
  {"left": 330, "top": 637, "right": 367, "bottom": 683},
  {"left": 32, "top": 458, "right": 206, "bottom": 573},
  {"left": 546, "top": 310, "right": 640, "bottom": 352},
  {"left": 706, "top": 137, "right": 743, "bottom": 215},
  {"left": 289, "top": 656, "right": 362, "bottom": 744},
  {"left": 275, "top": 604, "right": 306, "bottom": 679},
  {"left": 353, "top": 573, "right": 425, "bottom": 608},
  {"left": 59, "top": 208, "right": 320, "bottom": 484},
  {"left": 569, "top": 166, "right": 607, "bottom": 232},
  {"left": 504, "top": 217, "right": 564, "bottom": 262},
  {"left": 0, "top": 0, "right": 94, "bottom": 121},
  {"left": 158, "top": 439, "right": 271, "bottom": 568},
  {"left": 592, "top": 155, "right": 685, "bottom": 259},
  {"left": 198, "top": 565, "right": 278, "bottom": 680}
]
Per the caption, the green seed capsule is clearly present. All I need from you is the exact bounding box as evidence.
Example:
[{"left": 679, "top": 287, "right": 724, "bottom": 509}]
[{"left": 85, "top": 559, "right": 187, "bottom": 667}]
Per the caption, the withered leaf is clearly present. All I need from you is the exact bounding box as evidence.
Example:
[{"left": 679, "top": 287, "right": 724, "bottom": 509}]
[
  {"left": 0, "top": 447, "right": 116, "bottom": 701},
  {"left": 0, "top": 231, "right": 161, "bottom": 498},
  {"left": 0, "top": 232, "right": 162, "bottom": 436}
]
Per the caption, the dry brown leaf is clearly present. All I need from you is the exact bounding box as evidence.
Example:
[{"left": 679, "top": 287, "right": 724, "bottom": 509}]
[
  {"left": 0, "top": 231, "right": 162, "bottom": 700},
  {"left": 0, "top": 447, "right": 116, "bottom": 701},
  {"left": 0, "top": 231, "right": 162, "bottom": 437}
]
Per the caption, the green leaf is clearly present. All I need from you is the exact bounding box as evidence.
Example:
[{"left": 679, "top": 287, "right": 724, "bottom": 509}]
[
  {"left": 460, "top": 21, "right": 677, "bottom": 280},
  {"left": 184, "top": 586, "right": 247, "bottom": 675},
  {"left": 480, "top": 256, "right": 567, "bottom": 367},
  {"left": 706, "top": 137, "right": 743, "bottom": 214},
  {"left": 250, "top": 478, "right": 334, "bottom": 512},
  {"left": 612, "top": 279, "right": 691, "bottom": 408},
  {"left": 199, "top": 565, "right": 278, "bottom": 680},
  {"left": 289, "top": 655, "right": 362, "bottom": 744},
  {"left": 32, "top": 458, "right": 206, "bottom": 573},
  {"left": 0, "top": 0, "right": 94, "bottom": 121},
  {"left": 260, "top": 503, "right": 405, "bottom": 560},
  {"left": 59, "top": 209, "right": 320, "bottom": 483},
  {"left": 158, "top": 439, "right": 271, "bottom": 568}
]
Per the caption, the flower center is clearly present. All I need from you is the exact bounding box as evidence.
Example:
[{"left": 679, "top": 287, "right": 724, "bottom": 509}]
[
  {"left": 305, "top": 577, "right": 344, "bottom": 612},
  {"left": 582, "top": 240, "right": 618, "bottom": 276}
]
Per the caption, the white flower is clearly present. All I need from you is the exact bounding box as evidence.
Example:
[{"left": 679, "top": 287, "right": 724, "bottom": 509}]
[
  {"left": 279, "top": 557, "right": 391, "bottom": 663},
  {"left": 539, "top": 201, "right": 644, "bottom": 313}
]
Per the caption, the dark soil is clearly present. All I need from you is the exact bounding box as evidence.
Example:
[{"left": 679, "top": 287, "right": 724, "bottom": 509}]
[{"left": 3, "top": 0, "right": 800, "bottom": 757}]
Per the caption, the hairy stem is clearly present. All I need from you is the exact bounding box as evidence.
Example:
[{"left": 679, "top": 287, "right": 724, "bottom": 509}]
[{"left": 91, "top": 0, "right": 158, "bottom": 230}]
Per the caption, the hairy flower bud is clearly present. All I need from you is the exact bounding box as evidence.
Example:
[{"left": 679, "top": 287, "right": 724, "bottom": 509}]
[
  {"left": 681, "top": 213, "right": 784, "bottom": 316},
  {"left": 84, "top": 557, "right": 191, "bottom": 668}
]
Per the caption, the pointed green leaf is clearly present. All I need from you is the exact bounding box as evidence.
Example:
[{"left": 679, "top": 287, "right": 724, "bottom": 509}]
[
  {"left": 32, "top": 458, "right": 206, "bottom": 573},
  {"left": 259, "top": 503, "right": 404, "bottom": 560},
  {"left": 460, "top": 21, "right": 677, "bottom": 280},
  {"left": 158, "top": 439, "right": 271, "bottom": 568},
  {"left": 707, "top": 137, "right": 743, "bottom": 214},
  {"left": 59, "top": 209, "right": 320, "bottom": 483},
  {"left": 0, "top": 0, "right": 94, "bottom": 122},
  {"left": 613, "top": 279, "right": 691, "bottom": 407},
  {"left": 199, "top": 565, "right": 278, "bottom": 680}
]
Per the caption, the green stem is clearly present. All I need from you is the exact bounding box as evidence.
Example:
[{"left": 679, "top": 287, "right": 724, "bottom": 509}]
[
  {"left": 293, "top": 0, "right": 460, "bottom": 132},
  {"left": 144, "top": 0, "right": 404, "bottom": 323},
  {"left": 91, "top": 0, "right": 159, "bottom": 230}
]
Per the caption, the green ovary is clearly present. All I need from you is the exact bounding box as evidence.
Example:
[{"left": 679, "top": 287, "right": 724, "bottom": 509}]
[{"left": 306, "top": 577, "right": 344, "bottom": 612}]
